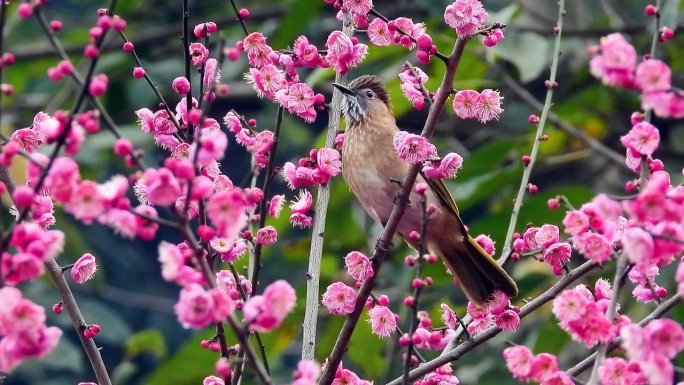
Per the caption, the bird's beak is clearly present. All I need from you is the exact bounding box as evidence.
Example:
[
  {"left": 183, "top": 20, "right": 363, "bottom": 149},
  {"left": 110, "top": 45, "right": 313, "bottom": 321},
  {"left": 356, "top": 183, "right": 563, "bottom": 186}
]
[{"left": 332, "top": 83, "right": 356, "bottom": 97}]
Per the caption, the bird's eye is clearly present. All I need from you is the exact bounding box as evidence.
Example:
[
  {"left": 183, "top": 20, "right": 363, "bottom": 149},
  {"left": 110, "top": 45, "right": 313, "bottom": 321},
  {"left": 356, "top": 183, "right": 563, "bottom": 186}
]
[{"left": 365, "top": 90, "right": 374, "bottom": 98}]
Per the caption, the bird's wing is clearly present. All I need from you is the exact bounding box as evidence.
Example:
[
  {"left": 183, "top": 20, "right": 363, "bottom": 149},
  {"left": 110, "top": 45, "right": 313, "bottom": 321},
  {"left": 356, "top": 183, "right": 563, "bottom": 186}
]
[{"left": 419, "top": 171, "right": 461, "bottom": 217}]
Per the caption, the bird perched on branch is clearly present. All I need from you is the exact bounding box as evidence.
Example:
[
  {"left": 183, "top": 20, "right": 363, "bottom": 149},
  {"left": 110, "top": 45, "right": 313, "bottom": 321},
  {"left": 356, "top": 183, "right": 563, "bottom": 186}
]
[{"left": 332, "top": 75, "right": 517, "bottom": 306}]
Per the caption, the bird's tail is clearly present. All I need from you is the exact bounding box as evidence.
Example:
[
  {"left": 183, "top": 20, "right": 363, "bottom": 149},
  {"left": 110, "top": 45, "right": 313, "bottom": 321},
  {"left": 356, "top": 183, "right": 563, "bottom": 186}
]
[{"left": 434, "top": 235, "right": 518, "bottom": 306}]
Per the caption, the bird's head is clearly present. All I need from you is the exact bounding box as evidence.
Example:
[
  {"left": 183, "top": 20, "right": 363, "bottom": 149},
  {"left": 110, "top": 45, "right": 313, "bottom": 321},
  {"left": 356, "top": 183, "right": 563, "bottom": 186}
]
[{"left": 332, "top": 75, "right": 392, "bottom": 126}]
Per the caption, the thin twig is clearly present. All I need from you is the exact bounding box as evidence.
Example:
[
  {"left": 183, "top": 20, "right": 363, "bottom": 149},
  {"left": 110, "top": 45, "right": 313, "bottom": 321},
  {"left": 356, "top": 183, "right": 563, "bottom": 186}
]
[
  {"left": 386, "top": 260, "right": 599, "bottom": 385},
  {"left": 45, "top": 258, "right": 113, "bottom": 385},
  {"left": 402, "top": 196, "right": 429, "bottom": 385},
  {"left": 318, "top": 35, "right": 471, "bottom": 385},
  {"left": 498, "top": 0, "right": 566, "bottom": 267},
  {"left": 566, "top": 293, "right": 682, "bottom": 376},
  {"left": 587, "top": 256, "right": 627, "bottom": 385},
  {"left": 301, "top": 11, "right": 354, "bottom": 362},
  {"left": 498, "top": 70, "right": 625, "bottom": 168}
]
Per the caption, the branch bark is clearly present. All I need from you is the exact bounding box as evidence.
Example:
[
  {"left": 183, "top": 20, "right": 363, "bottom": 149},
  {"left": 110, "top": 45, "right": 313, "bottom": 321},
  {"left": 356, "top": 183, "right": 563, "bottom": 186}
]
[{"left": 318, "top": 35, "right": 471, "bottom": 385}]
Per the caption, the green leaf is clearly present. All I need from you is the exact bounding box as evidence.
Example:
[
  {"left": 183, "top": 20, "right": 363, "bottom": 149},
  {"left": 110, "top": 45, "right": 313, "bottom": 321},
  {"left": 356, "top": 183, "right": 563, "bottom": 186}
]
[
  {"left": 125, "top": 329, "right": 168, "bottom": 360},
  {"left": 112, "top": 361, "right": 139, "bottom": 385},
  {"left": 146, "top": 330, "right": 218, "bottom": 385},
  {"left": 488, "top": 32, "right": 552, "bottom": 83},
  {"left": 532, "top": 320, "right": 570, "bottom": 355},
  {"left": 272, "top": 0, "right": 326, "bottom": 48}
]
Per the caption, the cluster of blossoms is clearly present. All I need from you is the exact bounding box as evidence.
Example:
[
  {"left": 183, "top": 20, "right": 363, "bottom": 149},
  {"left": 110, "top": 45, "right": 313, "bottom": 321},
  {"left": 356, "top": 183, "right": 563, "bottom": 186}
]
[
  {"left": 589, "top": 33, "right": 684, "bottom": 119},
  {"left": 0, "top": 287, "right": 62, "bottom": 371},
  {"left": 282, "top": 148, "right": 342, "bottom": 188},
  {"left": 504, "top": 345, "right": 574, "bottom": 385},
  {"left": 239, "top": 31, "right": 354, "bottom": 122},
  {"left": 552, "top": 280, "right": 627, "bottom": 348},
  {"left": 513, "top": 224, "right": 573, "bottom": 275},
  {"left": 620, "top": 119, "right": 661, "bottom": 172},
  {"left": 392, "top": 131, "right": 464, "bottom": 179},
  {"left": 461, "top": 292, "right": 521, "bottom": 334}
]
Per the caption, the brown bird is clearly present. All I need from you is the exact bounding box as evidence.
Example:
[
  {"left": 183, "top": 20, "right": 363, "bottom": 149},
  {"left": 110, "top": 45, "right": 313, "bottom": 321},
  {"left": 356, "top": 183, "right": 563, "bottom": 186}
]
[{"left": 332, "top": 75, "right": 518, "bottom": 306}]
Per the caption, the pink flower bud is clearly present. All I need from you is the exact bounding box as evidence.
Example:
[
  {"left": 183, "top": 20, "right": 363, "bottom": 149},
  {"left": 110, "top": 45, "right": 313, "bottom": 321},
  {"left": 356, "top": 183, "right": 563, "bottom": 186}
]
[
  {"left": 52, "top": 303, "right": 63, "bottom": 314},
  {"left": 172, "top": 76, "right": 191, "bottom": 95},
  {"left": 84, "top": 44, "right": 99, "bottom": 59},
  {"left": 200, "top": 340, "right": 211, "bottom": 349},
  {"left": 645, "top": 4, "right": 657, "bottom": 15},
  {"left": 131, "top": 67, "right": 145, "bottom": 79},
  {"left": 17, "top": 3, "right": 33, "bottom": 18},
  {"left": 522, "top": 155, "right": 531, "bottom": 166},
  {"left": 114, "top": 138, "right": 133, "bottom": 156},
  {"left": 399, "top": 335, "right": 410, "bottom": 346},
  {"left": 13, "top": 186, "right": 35, "bottom": 208},
  {"left": 412, "top": 278, "right": 423, "bottom": 288},
  {"left": 411, "top": 333, "right": 424, "bottom": 345},
  {"left": 239, "top": 8, "right": 249, "bottom": 19},
  {"left": 50, "top": 20, "right": 63, "bottom": 33},
  {"left": 404, "top": 296, "right": 414, "bottom": 307},
  {"left": 123, "top": 41, "right": 134, "bottom": 52},
  {"left": 377, "top": 295, "right": 389, "bottom": 306},
  {"left": 528, "top": 184, "right": 538, "bottom": 194}
]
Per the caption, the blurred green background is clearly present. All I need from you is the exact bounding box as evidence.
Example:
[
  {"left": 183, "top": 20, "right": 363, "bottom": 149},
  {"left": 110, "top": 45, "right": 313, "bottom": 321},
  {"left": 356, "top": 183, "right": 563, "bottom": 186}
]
[{"left": 4, "top": 0, "right": 684, "bottom": 384}]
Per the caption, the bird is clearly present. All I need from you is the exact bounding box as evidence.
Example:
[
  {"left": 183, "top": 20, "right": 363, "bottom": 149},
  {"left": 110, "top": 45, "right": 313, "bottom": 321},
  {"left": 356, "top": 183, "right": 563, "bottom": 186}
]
[{"left": 332, "top": 74, "right": 518, "bottom": 306}]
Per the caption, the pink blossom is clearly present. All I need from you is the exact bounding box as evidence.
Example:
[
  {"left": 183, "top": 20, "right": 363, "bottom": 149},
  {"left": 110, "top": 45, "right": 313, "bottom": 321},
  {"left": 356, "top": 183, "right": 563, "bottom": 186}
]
[
  {"left": 269, "top": 195, "right": 285, "bottom": 218},
  {"left": 203, "top": 58, "right": 221, "bottom": 86},
  {"left": 635, "top": 59, "right": 671, "bottom": 93},
  {"left": 452, "top": 90, "right": 479, "bottom": 119},
  {"left": 483, "top": 29, "right": 504, "bottom": 47},
  {"left": 322, "top": 282, "right": 357, "bottom": 315},
  {"left": 542, "top": 242, "right": 572, "bottom": 267},
  {"left": 594, "top": 278, "right": 612, "bottom": 300},
  {"left": 290, "top": 213, "right": 313, "bottom": 228},
  {"left": 242, "top": 296, "right": 279, "bottom": 332},
  {"left": 475, "top": 89, "right": 503, "bottom": 122},
  {"left": 641, "top": 91, "right": 684, "bottom": 119},
  {"left": 138, "top": 168, "right": 181, "bottom": 206},
  {"left": 422, "top": 152, "right": 463, "bottom": 179},
  {"left": 444, "top": 0, "right": 488, "bottom": 36},
  {"left": 245, "top": 65, "right": 286, "bottom": 98},
  {"left": 562, "top": 210, "right": 590, "bottom": 236},
  {"left": 368, "top": 305, "right": 396, "bottom": 337},
  {"left": 495, "top": 309, "right": 520, "bottom": 331},
  {"left": 0, "top": 325, "right": 62, "bottom": 366},
  {"left": 287, "top": 83, "right": 315, "bottom": 114},
  {"left": 263, "top": 280, "right": 296, "bottom": 319},
  {"left": 203, "top": 376, "right": 225, "bottom": 385},
  {"left": 66, "top": 181, "right": 106, "bottom": 224},
  {"left": 290, "top": 190, "right": 313, "bottom": 214},
  {"left": 344, "top": 251, "right": 373, "bottom": 280},
  {"left": 294, "top": 360, "right": 321, "bottom": 383},
  {"left": 640, "top": 354, "right": 673, "bottom": 385},
  {"left": 543, "top": 372, "right": 574, "bottom": 385},
  {"left": 589, "top": 33, "right": 637, "bottom": 88},
  {"left": 552, "top": 289, "right": 591, "bottom": 324},
  {"left": 341, "top": 0, "right": 372, "bottom": 15},
  {"left": 256, "top": 226, "right": 277, "bottom": 245},
  {"left": 440, "top": 303, "right": 459, "bottom": 329},
  {"left": 598, "top": 357, "right": 642, "bottom": 385},
  {"left": 175, "top": 283, "right": 234, "bottom": 329},
  {"left": 71, "top": 253, "right": 97, "bottom": 283},
  {"left": 134, "top": 205, "right": 160, "bottom": 240},
  {"left": 325, "top": 31, "right": 368, "bottom": 74},
  {"left": 621, "top": 227, "right": 654, "bottom": 267},
  {"left": 576, "top": 232, "right": 612, "bottom": 263},
  {"left": 206, "top": 189, "right": 248, "bottom": 240},
  {"left": 242, "top": 32, "right": 269, "bottom": 55},
  {"left": 393, "top": 132, "right": 437, "bottom": 164},
  {"left": 529, "top": 353, "right": 558, "bottom": 383},
  {"left": 467, "top": 314, "right": 492, "bottom": 335},
  {"left": 367, "top": 18, "right": 392, "bottom": 46},
  {"left": 157, "top": 241, "right": 184, "bottom": 282},
  {"left": 535, "top": 224, "right": 559, "bottom": 248},
  {"left": 503, "top": 345, "right": 534, "bottom": 381},
  {"left": 189, "top": 42, "right": 209, "bottom": 65},
  {"left": 621, "top": 121, "right": 659, "bottom": 156},
  {"left": 647, "top": 319, "right": 684, "bottom": 358},
  {"left": 2, "top": 253, "right": 43, "bottom": 285},
  {"left": 0, "top": 296, "right": 45, "bottom": 336},
  {"left": 317, "top": 148, "right": 342, "bottom": 177},
  {"left": 10, "top": 128, "right": 45, "bottom": 153}
]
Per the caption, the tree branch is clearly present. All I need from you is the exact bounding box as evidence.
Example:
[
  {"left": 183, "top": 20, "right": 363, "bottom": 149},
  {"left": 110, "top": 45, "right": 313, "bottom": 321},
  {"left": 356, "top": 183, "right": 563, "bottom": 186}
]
[{"left": 318, "top": 35, "right": 471, "bottom": 385}]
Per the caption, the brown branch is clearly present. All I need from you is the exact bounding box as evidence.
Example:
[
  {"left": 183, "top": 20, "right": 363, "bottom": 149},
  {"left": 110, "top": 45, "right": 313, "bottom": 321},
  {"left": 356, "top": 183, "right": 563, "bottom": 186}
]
[
  {"left": 318, "top": 35, "right": 471, "bottom": 385},
  {"left": 45, "top": 258, "right": 112, "bottom": 385},
  {"left": 566, "top": 292, "right": 683, "bottom": 376},
  {"left": 386, "top": 260, "right": 599, "bottom": 385}
]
